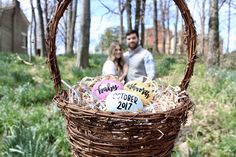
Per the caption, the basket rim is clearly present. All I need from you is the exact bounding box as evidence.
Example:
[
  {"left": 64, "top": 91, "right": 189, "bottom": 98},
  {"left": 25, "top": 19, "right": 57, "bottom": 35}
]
[
  {"left": 46, "top": 0, "right": 197, "bottom": 94},
  {"left": 54, "top": 91, "right": 193, "bottom": 119}
]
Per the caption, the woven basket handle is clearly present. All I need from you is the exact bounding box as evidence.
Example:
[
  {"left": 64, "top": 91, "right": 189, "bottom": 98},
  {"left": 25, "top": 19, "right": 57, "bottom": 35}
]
[{"left": 46, "top": 0, "right": 197, "bottom": 94}]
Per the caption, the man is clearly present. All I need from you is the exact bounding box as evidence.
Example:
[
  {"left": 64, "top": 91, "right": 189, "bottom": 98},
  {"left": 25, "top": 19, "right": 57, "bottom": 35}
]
[{"left": 124, "top": 30, "right": 155, "bottom": 82}]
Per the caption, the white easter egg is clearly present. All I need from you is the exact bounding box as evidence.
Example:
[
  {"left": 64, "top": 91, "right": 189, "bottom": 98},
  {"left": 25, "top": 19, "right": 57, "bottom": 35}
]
[{"left": 105, "top": 90, "right": 143, "bottom": 112}]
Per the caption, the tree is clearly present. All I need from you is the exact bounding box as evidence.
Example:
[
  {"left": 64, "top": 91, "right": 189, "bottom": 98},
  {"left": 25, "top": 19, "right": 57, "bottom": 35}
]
[
  {"left": 179, "top": 19, "right": 185, "bottom": 54},
  {"left": 44, "top": 0, "right": 49, "bottom": 25},
  {"left": 77, "top": 0, "right": 91, "bottom": 69},
  {"left": 30, "top": 0, "right": 37, "bottom": 57},
  {"left": 66, "top": 0, "right": 78, "bottom": 55},
  {"left": 226, "top": 0, "right": 231, "bottom": 53},
  {"left": 166, "top": 0, "right": 171, "bottom": 54},
  {"left": 99, "top": 26, "right": 120, "bottom": 52},
  {"left": 153, "top": 0, "right": 159, "bottom": 53},
  {"left": 118, "top": 0, "right": 126, "bottom": 44},
  {"left": 140, "top": 0, "right": 146, "bottom": 47},
  {"left": 36, "top": 0, "right": 46, "bottom": 57},
  {"left": 173, "top": 5, "right": 179, "bottom": 54},
  {"left": 29, "top": 8, "right": 33, "bottom": 61},
  {"left": 208, "top": 0, "right": 220, "bottom": 66},
  {"left": 134, "top": 0, "right": 141, "bottom": 32},
  {"left": 197, "top": 0, "right": 207, "bottom": 55},
  {"left": 126, "top": 0, "right": 132, "bottom": 32},
  {"left": 160, "top": 0, "right": 166, "bottom": 53},
  {"left": 98, "top": 0, "right": 125, "bottom": 44},
  {"left": 65, "top": 2, "right": 72, "bottom": 54}
]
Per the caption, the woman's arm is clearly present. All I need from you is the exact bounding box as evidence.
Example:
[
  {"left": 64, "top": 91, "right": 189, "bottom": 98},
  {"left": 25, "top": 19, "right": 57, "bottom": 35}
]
[{"left": 119, "top": 63, "right": 128, "bottom": 82}]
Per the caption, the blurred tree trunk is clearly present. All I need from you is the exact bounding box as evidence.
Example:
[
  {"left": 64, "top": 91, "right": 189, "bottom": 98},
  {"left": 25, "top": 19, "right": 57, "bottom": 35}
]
[
  {"left": 30, "top": 0, "right": 37, "bottom": 57},
  {"left": 66, "top": 0, "right": 77, "bottom": 55},
  {"left": 65, "top": 2, "right": 72, "bottom": 54},
  {"left": 153, "top": 0, "right": 159, "bottom": 53},
  {"left": 118, "top": 0, "right": 125, "bottom": 44},
  {"left": 134, "top": 0, "right": 141, "bottom": 32},
  {"left": 208, "top": 0, "right": 220, "bottom": 66},
  {"left": 140, "top": 0, "right": 146, "bottom": 47},
  {"left": 44, "top": 0, "right": 49, "bottom": 24},
  {"left": 29, "top": 13, "right": 33, "bottom": 62},
  {"left": 166, "top": 0, "right": 171, "bottom": 54},
  {"left": 160, "top": 0, "right": 166, "bottom": 53},
  {"left": 65, "top": 3, "right": 72, "bottom": 54},
  {"left": 173, "top": 5, "right": 179, "bottom": 54},
  {"left": 179, "top": 19, "right": 184, "bottom": 54},
  {"left": 226, "top": 0, "right": 231, "bottom": 53},
  {"left": 200, "top": 0, "right": 206, "bottom": 55},
  {"left": 36, "top": 0, "right": 46, "bottom": 57},
  {"left": 65, "top": 1, "right": 73, "bottom": 54},
  {"left": 64, "top": 16, "right": 68, "bottom": 54},
  {"left": 126, "top": 0, "right": 132, "bottom": 32},
  {"left": 71, "top": 0, "right": 78, "bottom": 52},
  {"left": 77, "top": 0, "right": 90, "bottom": 69}
]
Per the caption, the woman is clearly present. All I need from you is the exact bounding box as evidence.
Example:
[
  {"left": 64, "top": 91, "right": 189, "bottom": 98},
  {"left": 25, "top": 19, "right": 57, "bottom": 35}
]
[{"left": 102, "top": 41, "right": 128, "bottom": 82}]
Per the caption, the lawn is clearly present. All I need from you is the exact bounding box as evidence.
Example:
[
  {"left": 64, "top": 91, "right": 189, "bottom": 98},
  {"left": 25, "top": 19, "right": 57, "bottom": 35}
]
[{"left": 0, "top": 52, "right": 235, "bottom": 156}]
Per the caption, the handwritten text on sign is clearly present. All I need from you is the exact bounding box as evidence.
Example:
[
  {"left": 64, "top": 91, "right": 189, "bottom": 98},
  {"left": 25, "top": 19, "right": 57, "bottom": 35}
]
[
  {"left": 92, "top": 80, "right": 124, "bottom": 100},
  {"left": 106, "top": 90, "right": 143, "bottom": 112},
  {"left": 124, "top": 81, "right": 154, "bottom": 106}
]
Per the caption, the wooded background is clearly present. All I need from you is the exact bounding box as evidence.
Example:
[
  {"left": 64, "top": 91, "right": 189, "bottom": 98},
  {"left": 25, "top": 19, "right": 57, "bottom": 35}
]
[{"left": 1, "top": 0, "right": 236, "bottom": 68}]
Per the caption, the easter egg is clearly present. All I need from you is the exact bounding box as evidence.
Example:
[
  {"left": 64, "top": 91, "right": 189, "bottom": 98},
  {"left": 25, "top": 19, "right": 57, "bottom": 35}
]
[
  {"left": 124, "top": 81, "right": 154, "bottom": 106},
  {"left": 92, "top": 79, "right": 124, "bottom": 100},
  {"left": 105, "top": 90, "right": 143, "bottom": 112}
]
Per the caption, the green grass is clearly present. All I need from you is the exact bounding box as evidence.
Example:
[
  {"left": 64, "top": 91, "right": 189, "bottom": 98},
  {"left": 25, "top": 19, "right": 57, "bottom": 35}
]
[
  {"left": 155, "top": 55, "right": 176, "bottom": 77},
  {"left": 1, "top": 125, "right": 58, "bottom": 157},
  {"left": 0, "top": 52, "right": 235, "bottom": 157}
]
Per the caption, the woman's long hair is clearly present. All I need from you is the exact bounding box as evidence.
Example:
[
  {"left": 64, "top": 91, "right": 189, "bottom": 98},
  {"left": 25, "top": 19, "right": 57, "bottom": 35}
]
[{"left": 108, "top": 42, "right": 125, "bottom": 75}]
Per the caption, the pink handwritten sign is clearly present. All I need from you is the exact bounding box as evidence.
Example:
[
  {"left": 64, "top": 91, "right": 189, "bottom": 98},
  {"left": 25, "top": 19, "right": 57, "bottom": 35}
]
[{"left": 92, "top": 80, "right": 124, "bottom": 100}]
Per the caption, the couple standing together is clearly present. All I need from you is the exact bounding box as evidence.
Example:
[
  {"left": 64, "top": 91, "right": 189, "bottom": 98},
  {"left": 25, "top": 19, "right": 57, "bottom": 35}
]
[{"left": 102, "top": 30, "right": 155, "bottom": 83}]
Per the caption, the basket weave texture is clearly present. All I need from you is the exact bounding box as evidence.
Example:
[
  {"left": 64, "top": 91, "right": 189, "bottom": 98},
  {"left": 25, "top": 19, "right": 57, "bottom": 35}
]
[
  {"left": 46, "top": 0, "right": 197, "bottom": 156},
  {"left": 55, "top": 92, "right": 193, "bottom": 157}
]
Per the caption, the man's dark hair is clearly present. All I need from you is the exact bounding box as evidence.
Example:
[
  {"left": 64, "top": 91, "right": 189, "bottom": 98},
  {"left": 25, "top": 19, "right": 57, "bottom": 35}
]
[{"left": 126, "top": 30, "right": 139, "bottom": 39}]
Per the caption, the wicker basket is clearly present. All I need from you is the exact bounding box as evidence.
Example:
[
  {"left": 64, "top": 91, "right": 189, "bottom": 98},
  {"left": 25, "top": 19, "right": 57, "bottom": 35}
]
[{"left": 46, "top": 0, "right": 197, "bottom": 156}]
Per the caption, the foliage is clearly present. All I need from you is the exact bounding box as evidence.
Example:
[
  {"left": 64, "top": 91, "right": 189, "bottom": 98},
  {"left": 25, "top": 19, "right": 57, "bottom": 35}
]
[
  {"left": 99, "top": 26, "right": 121, "bottom": 52},
  {"left": 14, "top": 83, "right": 54, "bottom": 107},
  {"left": 153, "top": 54, "right": 236, "bottom": 156},
  {"left": 89, "top": 54, "right": 107, "bottom": 68},
  {"left": 221, "top": 51, "right": 236, "bottom": 69},
  {"left": 71, "top": 54, "right": 106, "bottom": 79},
  {"left": 71, "top": 66, "right": 101, "bottom": 80},
  {"left": 206, "top": 67, "right": 236, "bottom": 104},
  {"left": 155, "top": 55, "right": 177, "bottom": 77},
  {"left": 0, "top": 53, "right": 34, "bottom": 87},
  {"left": 1, "top": 125, "right": 57, "bottom": 157}
]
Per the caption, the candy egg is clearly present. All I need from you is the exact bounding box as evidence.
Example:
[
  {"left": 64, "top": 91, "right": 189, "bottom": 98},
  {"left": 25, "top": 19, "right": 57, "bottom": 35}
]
[
  {"left": 105, "top": 90, "right": 143, "bottom": 112},
  {"left": 92, "top": 79, "right": 124, "bottom": 100},
  {"left": 124, "top": 81, "right": 154, "bottom": 106}
]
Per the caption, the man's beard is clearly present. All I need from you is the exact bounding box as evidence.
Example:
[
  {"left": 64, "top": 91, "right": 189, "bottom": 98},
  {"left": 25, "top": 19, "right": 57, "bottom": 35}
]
[{"left": 128, "top": 42, "right": 138, "bottom": 50}]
